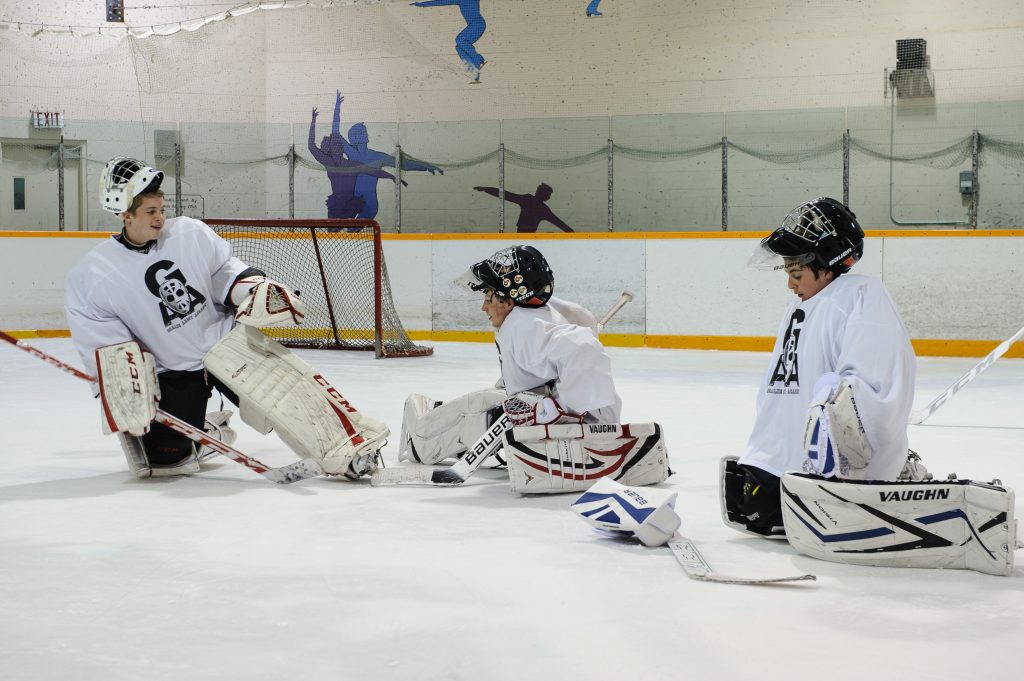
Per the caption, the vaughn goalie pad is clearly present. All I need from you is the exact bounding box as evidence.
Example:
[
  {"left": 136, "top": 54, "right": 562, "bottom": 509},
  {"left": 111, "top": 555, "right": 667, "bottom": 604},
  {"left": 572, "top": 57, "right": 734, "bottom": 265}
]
[
  {"left": 781, "top": 473, "right": 1017, "bottom": 576},
  {"left": 572, "top": 478, "right": 681, "bottom": 547},
  {"left": 204, "top": 325, "right": 389, "bottom": 478},
  {"left": 504, "top": 422, "right": 670, "bottom": 494}
]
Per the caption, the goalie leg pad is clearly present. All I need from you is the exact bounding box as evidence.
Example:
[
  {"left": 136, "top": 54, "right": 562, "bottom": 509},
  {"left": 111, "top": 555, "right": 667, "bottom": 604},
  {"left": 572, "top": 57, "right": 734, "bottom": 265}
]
[
  {"left": 118, "top": 433, "right": 152, "bottom": 478},
  {"left": 781, "top": 473, "right": 1017, "bottom": 576},
  {"left": 204, "top": 326, "right": 389, "bottom": 478},
  {"left": 572, "top": 477, "right": 681, "bottom": 547},
  {"left": 505, "top": 422, "right": 669, "bottom": 494},
  {"left": 399, "top": 389, "right": 505, "bottom": 464}
]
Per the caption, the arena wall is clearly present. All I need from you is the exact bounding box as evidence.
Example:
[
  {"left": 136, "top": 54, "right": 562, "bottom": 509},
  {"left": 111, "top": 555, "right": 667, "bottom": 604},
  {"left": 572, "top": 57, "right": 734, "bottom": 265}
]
[{"left": 3, "top": 230, "right": 1021, "bottom": 358}]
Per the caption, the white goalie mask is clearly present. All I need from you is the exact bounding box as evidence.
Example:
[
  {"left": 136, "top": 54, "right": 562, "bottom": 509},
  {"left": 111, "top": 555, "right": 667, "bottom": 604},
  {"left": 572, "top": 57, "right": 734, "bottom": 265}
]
[
  {"left": 100, "top": 156, "right": 163, "bottom": 214},
  {"left": 158, "top": 278, "right": 191, "bottom": 315}
]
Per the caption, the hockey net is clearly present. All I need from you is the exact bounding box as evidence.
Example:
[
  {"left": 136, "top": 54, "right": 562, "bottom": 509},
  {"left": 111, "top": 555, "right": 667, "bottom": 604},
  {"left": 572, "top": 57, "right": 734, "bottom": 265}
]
[{"left": 207, "top": 219, "right": 432, "bottom": 358}]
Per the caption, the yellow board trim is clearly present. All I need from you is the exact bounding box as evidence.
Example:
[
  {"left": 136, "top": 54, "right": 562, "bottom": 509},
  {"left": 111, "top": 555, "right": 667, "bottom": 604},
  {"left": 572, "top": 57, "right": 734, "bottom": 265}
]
[{"left": 6, "top": 328, "right": 1022, "bottom": 358}]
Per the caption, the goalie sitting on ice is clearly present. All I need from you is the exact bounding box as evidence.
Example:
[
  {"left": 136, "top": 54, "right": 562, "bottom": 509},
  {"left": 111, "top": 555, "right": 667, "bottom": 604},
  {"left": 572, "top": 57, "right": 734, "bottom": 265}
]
[
  {"left": 398, "top": 244, "right": 669, "bottom": 493},
  {"left": 720, "top": 197, "right": 1017, "bottom": 576},
  {"left": 64, "top": 156, "right": 388, "bottom": 480}
]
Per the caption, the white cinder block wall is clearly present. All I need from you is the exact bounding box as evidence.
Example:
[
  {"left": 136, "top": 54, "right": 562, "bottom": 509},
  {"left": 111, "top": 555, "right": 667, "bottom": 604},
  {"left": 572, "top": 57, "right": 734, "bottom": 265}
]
[
  {"left": 2, "top": 234, "right": 1021, "bottom": 349},
  {"left": 2, "top": 2, "right": 1023, "bottom": 231}
]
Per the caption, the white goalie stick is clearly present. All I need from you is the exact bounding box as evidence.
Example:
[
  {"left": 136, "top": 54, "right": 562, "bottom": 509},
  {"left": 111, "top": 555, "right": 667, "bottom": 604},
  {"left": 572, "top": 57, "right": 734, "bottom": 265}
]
[
  {"left": 909, "top": 324, "right": 1024, "bottom": 425},
  {"left": 0, "top": 331, "right": 322, "bottom": 484},
  {"left": 597, "top": 290, "right": 634, "bottom": 332},
  {"left": 372, "top": 291, "right": 636, "bottom": 488},
  {"left": 668, "top": 535, "right": 817, "bottom": 586}
]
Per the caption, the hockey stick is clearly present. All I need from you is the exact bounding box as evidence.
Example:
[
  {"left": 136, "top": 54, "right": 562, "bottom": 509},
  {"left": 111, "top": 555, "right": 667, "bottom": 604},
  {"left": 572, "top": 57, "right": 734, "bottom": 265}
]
[
  {"left": 0, "top": 331, "right": 322, "bottom": 484},
  {"left": 596, "top": 290, "right": 634, "bottom": 332},
  {"left": 370, "top": 414, "right": 511, "bottom": 487},
  {"left": 668, "top": 535, "right": 816, "bottom": 585},
  {"left": 909, "top": 324, "right": 1024, "bottom": 425}
]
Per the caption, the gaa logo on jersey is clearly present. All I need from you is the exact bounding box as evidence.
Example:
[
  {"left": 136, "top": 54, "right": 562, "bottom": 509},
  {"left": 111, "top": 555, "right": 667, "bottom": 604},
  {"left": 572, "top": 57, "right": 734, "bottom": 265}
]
[
  {"left": 144, "top": 260, "right": 207, "bottom": 327},
  {"left": 769, "top": 308, "right": 805, "bottom": 388}
]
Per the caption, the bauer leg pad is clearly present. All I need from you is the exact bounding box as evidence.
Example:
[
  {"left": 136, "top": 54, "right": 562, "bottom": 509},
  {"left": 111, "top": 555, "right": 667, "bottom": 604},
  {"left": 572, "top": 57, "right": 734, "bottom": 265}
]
[
  {"left": 204, "top": 325, "right": 389, "bottom": 478},
  {"left": 781, "top": 473, "right": 1017, "bottom": 576},
  {"left": 399, "top": 389, "right": 505, "bottom": 464},
  {"left": 504, "top": 422, "right": 669, "bottom": 494}
]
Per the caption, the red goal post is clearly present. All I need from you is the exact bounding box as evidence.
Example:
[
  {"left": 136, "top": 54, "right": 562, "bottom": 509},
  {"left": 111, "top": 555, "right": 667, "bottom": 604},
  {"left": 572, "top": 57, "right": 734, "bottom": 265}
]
[{"left": 206, "top": 218, "right": 432, "bottom": 358}]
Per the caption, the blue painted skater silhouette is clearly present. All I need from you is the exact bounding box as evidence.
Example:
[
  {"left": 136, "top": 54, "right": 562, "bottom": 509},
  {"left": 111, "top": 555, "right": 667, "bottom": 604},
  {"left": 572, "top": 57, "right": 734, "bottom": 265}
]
[
  {"left": 332, "top": 93, "right": 443, "bottom": 220},
  {"left": 411, "top": 0, "right": 486, "bottom": 82},
  {"left": 308, "top": 92, "right": 398, "bottom": 220},
  {"left": 586, "top": 0, "right": 604, "bottom": 17}
]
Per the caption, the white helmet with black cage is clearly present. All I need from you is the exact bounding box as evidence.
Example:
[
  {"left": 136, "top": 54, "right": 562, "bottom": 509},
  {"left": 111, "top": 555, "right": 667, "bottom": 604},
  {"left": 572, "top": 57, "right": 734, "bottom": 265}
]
[
  {"left": 748, "top": 197, "right": 864, "bottom": 275},
  {"left": 100, "top": 156, "right": 164, "bottom": 215},
  {"left": 453, "top": 245, "right": 554, "bottom": 308}
]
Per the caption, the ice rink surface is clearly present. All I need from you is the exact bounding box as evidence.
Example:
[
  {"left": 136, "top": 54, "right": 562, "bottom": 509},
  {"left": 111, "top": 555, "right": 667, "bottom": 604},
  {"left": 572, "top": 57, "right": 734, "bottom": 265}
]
[{"left": 1, "top": 339, "right": 1021, "bottom": 681}]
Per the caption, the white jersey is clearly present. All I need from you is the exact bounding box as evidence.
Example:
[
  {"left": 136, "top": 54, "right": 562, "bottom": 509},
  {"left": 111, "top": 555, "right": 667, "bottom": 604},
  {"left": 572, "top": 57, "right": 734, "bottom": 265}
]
[
  {"left": 65, "top": 217, "right": 250, "bottom": 378},
  {"left": 739, "top": 274, "right": 915, "bottom": 480},
  {"left": 495, "top": 296, "right": 622, "bottom": 422}
]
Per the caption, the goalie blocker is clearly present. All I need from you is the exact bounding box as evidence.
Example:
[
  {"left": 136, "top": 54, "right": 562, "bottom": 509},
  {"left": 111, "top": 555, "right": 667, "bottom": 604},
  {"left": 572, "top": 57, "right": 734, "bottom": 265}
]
[
  {"left": 503, "top": 422, "right": 670, "bottom": 494},
  {"left": 782, "top": 473, "right": 1017, "bottom": 576}
]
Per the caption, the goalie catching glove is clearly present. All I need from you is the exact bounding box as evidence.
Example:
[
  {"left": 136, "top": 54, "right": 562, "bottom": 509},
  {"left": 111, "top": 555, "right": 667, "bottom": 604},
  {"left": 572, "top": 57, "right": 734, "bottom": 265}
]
[
  {"left": 503, "top": 394, "right": 583, "bottom": 427},
  {"left": 803, "top": 373, "right": 872, "bottom": 479},
  {"left": 230, "top": 275, "right": 306, "bottom": 328},
  {"left": 95, "top": 341, "right": 160, "bottom": 437}
]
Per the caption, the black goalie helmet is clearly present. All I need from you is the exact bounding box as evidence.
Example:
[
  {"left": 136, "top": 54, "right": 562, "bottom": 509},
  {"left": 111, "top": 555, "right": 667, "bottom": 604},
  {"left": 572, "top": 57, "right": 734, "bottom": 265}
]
[
  {"left": 749, "top": 197, "right": 865, "bottom": 275},
  {"left": 454, "top": 245, "right": 554, "bottom": 308}
]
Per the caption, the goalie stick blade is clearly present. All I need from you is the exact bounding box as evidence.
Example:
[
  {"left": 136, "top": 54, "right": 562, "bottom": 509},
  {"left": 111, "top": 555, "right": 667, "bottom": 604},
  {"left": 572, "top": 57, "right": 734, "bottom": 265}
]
[
  {"left": 263, "top": 458, "right": 324, "bottom": 484},
  {"left": 667, "top": 537, "right": 816, "bottom": 586}
]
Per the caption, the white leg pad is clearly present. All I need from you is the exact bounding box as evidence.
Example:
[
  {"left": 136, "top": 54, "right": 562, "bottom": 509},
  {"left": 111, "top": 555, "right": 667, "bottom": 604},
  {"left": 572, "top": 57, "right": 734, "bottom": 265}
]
[
  {"left": 118, "top": 433, "right": 152, "bottom": 478},
  {"left": 505, "top": 423, "right": 670, "bottom": 494},
  {"left": 782, "top": 473, "right": 1017, "bottom": 576},
  {"left": 399, "top": 389, "right": 505, "bottom": 464},
  {"left": 117, "top": 433, "right": 199, "bottom": 478},
  {"left": 204, "top": 326, "right": 389, "bottom": 478}
]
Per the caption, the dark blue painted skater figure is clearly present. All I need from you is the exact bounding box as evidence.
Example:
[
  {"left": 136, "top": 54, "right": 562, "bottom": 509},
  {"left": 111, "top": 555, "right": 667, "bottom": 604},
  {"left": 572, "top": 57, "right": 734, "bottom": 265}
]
[
  {"left": 411, "top": 0, "right": 486, "bottom": 83},
  {"left": 327, "top": 93, "right": 443, "bottom": 220},
  {"left": 308, "top": 92, "right": 398, "bottom": 223},
  {"left": 586, "top": 0, "right": 603, "bottom": 17}
]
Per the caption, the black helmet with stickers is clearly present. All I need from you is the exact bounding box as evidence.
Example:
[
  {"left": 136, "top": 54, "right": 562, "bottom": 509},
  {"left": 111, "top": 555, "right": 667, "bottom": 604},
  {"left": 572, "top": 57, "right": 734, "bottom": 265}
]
[
  {"left": 749, "top": 197, "right": 864, "bottom": 275},
  {"left": 455, "top": 245, "right": 554, "bottom": 308}
]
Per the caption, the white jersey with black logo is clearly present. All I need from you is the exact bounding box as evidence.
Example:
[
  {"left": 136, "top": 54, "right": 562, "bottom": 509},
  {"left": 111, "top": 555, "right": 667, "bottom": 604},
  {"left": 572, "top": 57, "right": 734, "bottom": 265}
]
[
  {"left": 739, "top": 274, "right": 915, "bottom": 480},
  {"left": 65, "top": 217, "right": 250, "bottom": 378},
  {"left": 496, "top": 296, "right": 622, "bottom": 422}
]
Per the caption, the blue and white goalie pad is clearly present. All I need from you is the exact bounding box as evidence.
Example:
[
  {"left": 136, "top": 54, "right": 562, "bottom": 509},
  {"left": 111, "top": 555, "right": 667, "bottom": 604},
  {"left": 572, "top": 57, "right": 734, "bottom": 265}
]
[
  {"left": 572, "top": 478, "right": 681, "bottom": 547},
  {"left": 782, "top": 473, "right": 1017, "bottom": 576}
]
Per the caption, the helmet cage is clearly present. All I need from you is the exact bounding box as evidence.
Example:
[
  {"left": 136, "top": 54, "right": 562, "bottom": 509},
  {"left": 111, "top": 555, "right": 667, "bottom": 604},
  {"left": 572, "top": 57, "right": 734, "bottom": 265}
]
[
  {"left": 749, "top": 198, "right": 863, "bottom": 274},
  {"left": 100, "top": 156, "right": 164, "bottom": 215},
  {"left": 460, "top": 246, "right": 553, "bottom": 308}
]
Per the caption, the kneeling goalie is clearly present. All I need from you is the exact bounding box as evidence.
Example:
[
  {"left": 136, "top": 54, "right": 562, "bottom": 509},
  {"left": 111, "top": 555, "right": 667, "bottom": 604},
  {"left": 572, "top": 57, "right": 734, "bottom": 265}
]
[
  {"left": 397, "top": 244, "right": 669, "bottom": 493},
  {"left": 65, "top": 156, "right": 388, "bottom": 480},
  {"left": 720, "top": 197, "right": 1017, "bottom": 575}
]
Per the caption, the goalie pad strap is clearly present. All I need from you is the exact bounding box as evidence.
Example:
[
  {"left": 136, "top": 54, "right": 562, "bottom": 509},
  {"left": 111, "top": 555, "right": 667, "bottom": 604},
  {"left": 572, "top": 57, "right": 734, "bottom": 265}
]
[
  {"left": 505, "top": 423, "right": 669, "bottom": 494},
  {"left": 96, "top": 342, "right": 160, "bottom": 437},
  {"left": 781, "top": 473, "right": 1016, "bottom": 576}
]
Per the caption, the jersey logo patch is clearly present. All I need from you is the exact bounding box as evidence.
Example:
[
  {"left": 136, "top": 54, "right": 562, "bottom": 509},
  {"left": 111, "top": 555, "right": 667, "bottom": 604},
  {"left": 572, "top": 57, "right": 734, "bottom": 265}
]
[
  {"left": 769, "top": 308, "right": 805, "bottom": 389},
  {"left": 144, "top": 260, "right": 207, "bottom": 328}
]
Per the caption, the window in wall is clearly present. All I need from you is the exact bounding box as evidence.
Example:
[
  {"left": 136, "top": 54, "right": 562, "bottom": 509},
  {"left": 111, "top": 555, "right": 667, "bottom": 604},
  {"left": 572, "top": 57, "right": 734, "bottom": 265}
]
[{"left": 13, "top": 177, "right": 26, "bottom": 210}]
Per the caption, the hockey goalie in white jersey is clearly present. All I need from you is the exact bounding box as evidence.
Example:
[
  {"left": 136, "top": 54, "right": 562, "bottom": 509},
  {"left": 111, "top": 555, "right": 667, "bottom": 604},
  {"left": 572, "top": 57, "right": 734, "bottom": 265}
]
[
  {"left": 720, "top": 197, "right": 1017, "bottom": 576},
  {"left": 398, "top": 245, "right": 669, "bottom": 493},
  {"left": 64, "top": 156, "right": 388, "bottom": 480}
]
